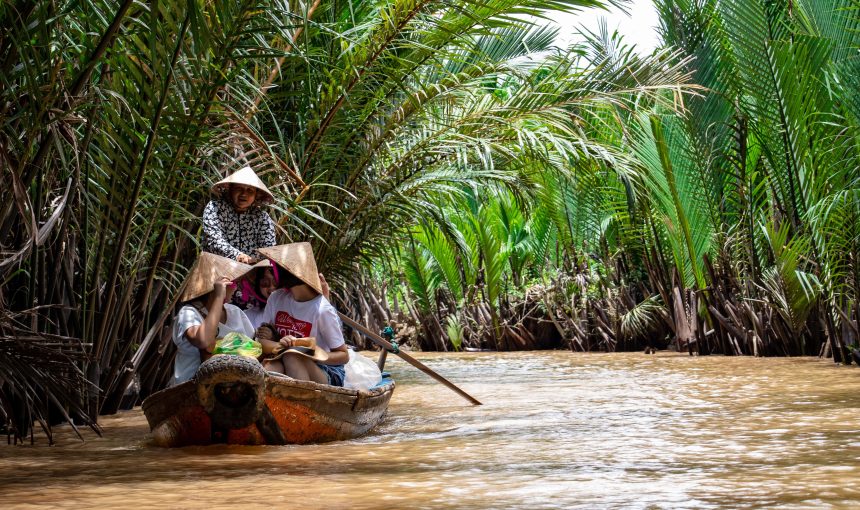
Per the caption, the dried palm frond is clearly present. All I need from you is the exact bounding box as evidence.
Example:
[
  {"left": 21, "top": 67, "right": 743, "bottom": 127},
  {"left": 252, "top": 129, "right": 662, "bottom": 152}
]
[{"left": 0, "top": 308, "right": 99, "bottom": 445}]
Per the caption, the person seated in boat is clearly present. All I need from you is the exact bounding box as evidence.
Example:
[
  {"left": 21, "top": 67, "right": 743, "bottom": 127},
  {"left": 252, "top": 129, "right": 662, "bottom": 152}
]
[
  {"left": 202, "top": 166, "right": 276, "bottom": 265},
  {"left": 172, "top": 252, "right": 255, "bottom": 386},
  {"left": 244, "top": 264, "right": 333, "bottom": 329},
  {"left": 254, "top": 243, "right": 349, "bottom": 386},
  {"left": 243, "top": 263, "right": 276, "bottom": 328}
]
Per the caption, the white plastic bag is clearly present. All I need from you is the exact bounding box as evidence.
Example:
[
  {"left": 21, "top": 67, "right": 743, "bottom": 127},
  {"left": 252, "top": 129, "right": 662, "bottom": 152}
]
[{"left": 343, "top": 349, "right": 383, "bottom": 390}]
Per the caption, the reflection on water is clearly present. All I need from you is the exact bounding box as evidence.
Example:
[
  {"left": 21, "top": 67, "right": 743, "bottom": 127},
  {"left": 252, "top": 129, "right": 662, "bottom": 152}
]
[{"left": 2, "top": 352, "right": 860, "bottom": 509}]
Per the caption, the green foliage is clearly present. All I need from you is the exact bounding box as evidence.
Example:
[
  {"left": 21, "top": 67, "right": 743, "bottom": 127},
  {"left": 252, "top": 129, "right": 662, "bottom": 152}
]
[
  {"left": 7, "top": 0, "right": 859, "bottom": 442},
  {"left": 445, "top": 314, "right": 465, "bottom": 352},
  {"left": 620, "top": 295, "right": 666, "bottom": 342},
  {"left": 1, "top": 0, "right": 307, "bottom": 440},
  {"left": 760, "top": 221, "right": 822, "bottom": 336},
  {"left": 403, "top": 238, "right": 440, "bottom": 315},
  {"left": 630, "top": 113, "right": 712, "bottom": 288},
  {"left": 392, "top": 0, "right": 860, "bottom": 357}
]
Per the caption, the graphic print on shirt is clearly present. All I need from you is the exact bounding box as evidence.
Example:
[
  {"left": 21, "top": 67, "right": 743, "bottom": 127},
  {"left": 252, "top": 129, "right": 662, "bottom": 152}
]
[
  {"left": 274, "top": 311, "right": 312, "bottom": 338},
  {"left": 201, "top": 198, "right": 276, "bottom": 259}
]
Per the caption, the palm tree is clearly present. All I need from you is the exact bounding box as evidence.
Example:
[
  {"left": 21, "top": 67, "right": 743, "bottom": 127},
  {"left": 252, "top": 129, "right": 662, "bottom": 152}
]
[
  {"left": 1, "top": 0, "right": 314, "bottom": 441},
  {"left": 388, "top": 0, "right": 860, "bottom": 359},
  {"left": 2, "top": 0, "right": 697, "bottom": 441},
  {"left": 614, "top": 0, "right": 860, "bottom": 357}
]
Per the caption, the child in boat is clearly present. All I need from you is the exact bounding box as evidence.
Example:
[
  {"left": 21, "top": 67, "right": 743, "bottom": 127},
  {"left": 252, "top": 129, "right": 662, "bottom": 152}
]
[
  {"left": 244, "top": 264, "right": 331, "bottom": 329},
  {"left": 172, "top": 252, "right": 255, "bottom": 385},
  {"left": 243, "top": 264, "right": 277, "bottom": 329},
  {"left": 202, "top": 166, "right": 276, "bottom": 264},
  {"left": 255, "top": 243, "right": 349, "bottom": 386}
]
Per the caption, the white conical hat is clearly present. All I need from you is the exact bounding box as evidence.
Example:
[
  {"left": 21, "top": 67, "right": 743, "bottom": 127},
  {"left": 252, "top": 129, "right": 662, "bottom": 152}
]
[
  {"left": 179, "top": 252, "right": 255, "bottom": 302},
  {"left": 258, "top": 242, "right": 323, "bottom": 295},
  {"left": 211, "top": 166, "right": 274, "bottom": 205}
]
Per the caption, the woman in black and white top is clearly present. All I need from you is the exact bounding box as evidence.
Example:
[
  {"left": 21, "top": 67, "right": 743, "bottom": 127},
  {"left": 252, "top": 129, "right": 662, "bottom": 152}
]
[{"left": 202, "top": 166, "right": 276, "bottom": 264}]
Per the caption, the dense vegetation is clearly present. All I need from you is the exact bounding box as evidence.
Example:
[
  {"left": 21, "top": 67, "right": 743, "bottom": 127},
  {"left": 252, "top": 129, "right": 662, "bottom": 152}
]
[
  {"left": 369, "top": 0, "right": 860, "bottom": 361},
  {"left": 1, "top": 0, "right": 858, "bottom": 443}
]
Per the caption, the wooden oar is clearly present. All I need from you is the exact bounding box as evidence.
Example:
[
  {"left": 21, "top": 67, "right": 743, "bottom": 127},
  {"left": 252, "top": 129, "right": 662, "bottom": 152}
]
[{"left": 338, "top": 312, "right": 482, "bottom": 406}]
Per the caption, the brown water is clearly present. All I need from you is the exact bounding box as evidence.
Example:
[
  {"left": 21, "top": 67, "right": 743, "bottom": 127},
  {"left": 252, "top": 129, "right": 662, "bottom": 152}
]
[{"left": 2, "top": 352, "right": 859, "bottom": 509}]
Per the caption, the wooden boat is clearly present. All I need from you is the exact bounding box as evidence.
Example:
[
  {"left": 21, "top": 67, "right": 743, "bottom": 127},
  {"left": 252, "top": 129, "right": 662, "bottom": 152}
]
[{"left": 142, "top": 355, "right": 394, "bottom": 446}]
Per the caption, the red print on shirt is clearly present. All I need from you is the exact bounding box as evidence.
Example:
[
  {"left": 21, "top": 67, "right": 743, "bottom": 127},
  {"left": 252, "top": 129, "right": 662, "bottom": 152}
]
[{"left": 274, "top": 311, "right": 312, "bottom": 338}]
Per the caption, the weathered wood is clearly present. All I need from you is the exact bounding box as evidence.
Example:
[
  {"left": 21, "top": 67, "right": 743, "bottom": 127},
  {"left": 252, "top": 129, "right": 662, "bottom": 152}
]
[
  {"left": 837, "top": 306, "right": 860, "bottom": 342},
  {"left": 366, "top": 285, "right": 391, "bottom": 325},
  {"left": 142, "top": 361, "right": 395, "bottom": 447},
  {"left": 593, "top": 312, "right": 616, "bottom": 340},
  {"left": 707, "top": 305, "right": 746, "bottom": 350},
  {"left": 688, "top": 290, "right": 698, "bottom": 354},
  {"left": 672, "top": 286, "right": 691, "bottom": 351},
  {"left": 504, "top": 324, "right": 527, "bottom": 348}
]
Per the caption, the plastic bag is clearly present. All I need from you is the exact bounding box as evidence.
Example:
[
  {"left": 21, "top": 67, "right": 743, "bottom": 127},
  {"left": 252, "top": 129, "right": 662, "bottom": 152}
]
[
  {"left": 343, "top": 349, "right": 383, "bottom": 390},
  {"left": 213, "top": 332, "right": 263, "bottom": 358}
]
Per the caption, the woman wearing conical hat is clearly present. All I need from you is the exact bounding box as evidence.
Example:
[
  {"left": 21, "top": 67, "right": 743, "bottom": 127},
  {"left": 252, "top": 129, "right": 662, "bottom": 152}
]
[
  {"left": 171, "top": 253, "right": 256, "bottom": 385},
  {"left": 255, "top": 243, "right": 349, "bottom": 386},
  {"left": 201, "top": 166, "right": 276, "bottom": 265}
]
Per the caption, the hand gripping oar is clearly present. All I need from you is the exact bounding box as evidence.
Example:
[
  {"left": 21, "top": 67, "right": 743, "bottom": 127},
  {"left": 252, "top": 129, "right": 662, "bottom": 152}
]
[{"left": 338, "top": 312, "right": 482, "bottom": 405}]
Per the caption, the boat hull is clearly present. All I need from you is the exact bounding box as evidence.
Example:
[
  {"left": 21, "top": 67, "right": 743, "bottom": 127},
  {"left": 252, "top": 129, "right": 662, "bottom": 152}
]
[{"left": 142, "top": 355, "right": 394, "bottom": 447}]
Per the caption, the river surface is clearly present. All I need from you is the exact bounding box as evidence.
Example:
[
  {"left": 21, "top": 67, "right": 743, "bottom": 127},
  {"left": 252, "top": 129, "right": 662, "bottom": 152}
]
[{"left": 1, "top": 352, "right": 859, "bottom": 509}]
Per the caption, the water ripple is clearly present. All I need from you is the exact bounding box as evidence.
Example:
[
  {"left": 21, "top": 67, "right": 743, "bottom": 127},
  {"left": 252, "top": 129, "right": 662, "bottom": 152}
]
[{"left": 1, "top": 352, "right": 859, "bottom": 509}]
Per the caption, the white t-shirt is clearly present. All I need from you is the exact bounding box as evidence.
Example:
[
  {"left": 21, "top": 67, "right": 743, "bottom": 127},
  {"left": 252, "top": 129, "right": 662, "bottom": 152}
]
[
  {"left": 244, "top": 305, "right": 266, "bottom": 329},
  {"left": 260, "top": 289, "right": 345, "bottom": 352},
  {"left": 172, "top": 303, "right": 255, "bottom": 385}
]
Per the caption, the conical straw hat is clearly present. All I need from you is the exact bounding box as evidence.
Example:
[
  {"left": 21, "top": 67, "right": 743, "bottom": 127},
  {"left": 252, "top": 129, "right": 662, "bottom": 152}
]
[
  {"left": 258, "top": 243, "right": 323, "bottom": 295},
  {"left": 179, "top": 252, "right": 255, "bottom": 302},
  {"left": 211, "top": 166, "right": 274, "bottom": 205}
]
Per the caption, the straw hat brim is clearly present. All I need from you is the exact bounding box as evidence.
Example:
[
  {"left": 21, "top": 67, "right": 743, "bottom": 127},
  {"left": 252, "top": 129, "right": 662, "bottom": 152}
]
[
  {"left": 258, "top": 243, "right": 323, "bottom": 295},
  {"left": 266, "top": 339, "right": 329, "bottom": 363},
  {"left": 179, "top": 252, "right": 255, "bottom": 302},
  {"left": 254, "top": 259, "right": 274, "bottom": 269},
  {"left": 211, "top": 166, "right": 274, "bottom": 205}
]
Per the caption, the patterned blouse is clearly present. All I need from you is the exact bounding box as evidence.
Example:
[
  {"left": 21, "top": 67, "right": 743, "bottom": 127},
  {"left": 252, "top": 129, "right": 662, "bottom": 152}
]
[{"left": 201, "top": 198, "right": 276, "bottom": 259}]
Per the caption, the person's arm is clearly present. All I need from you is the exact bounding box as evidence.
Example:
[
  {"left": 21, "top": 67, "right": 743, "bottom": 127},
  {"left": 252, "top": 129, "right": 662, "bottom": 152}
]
[
  {"left": 254, "top": 292, "right": 279, "bottom": 353},
  {"left": 184, "top": 278, "right": 229, "bottom": 353},
  {"left": 319, "top": 273, "right": 331, "bottom": 301},
  {"left": 275, "top": 335, "right": 346, "bottom": 364},
  {"left": 246, "top": 209, "right": 277, "bottom": 264},
  {"left": 202, "top": 200, "right": 244, "bottom": 260},
  {"left": 318, "top": 303, "right": 348, "bottom": 365},
  {"left": 262, "top": 212, "right": 276, "bottom": 248},
  {"left": 256, "top": 324, "right": 281, "bottom": 354},
  {"left": 173, "top": 307, "right": 202, "bottom": 347},
  {"left": 325, "top": 343, "right": 349, "bottom": 365}
]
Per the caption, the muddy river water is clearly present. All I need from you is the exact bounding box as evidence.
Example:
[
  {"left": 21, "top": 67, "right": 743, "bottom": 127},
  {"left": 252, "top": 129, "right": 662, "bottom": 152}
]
[{"left": 1, "top": 352, "right": 859, "bottom": 509}]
